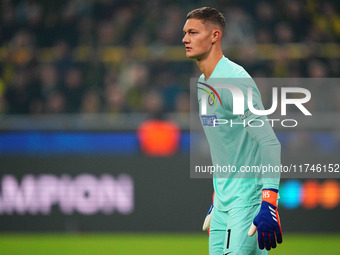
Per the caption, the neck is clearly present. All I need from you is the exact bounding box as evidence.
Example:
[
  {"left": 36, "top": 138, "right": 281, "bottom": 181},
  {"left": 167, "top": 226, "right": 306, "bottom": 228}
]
[{"left": 196, "top": 49, "right": 223, "bottom": 80}]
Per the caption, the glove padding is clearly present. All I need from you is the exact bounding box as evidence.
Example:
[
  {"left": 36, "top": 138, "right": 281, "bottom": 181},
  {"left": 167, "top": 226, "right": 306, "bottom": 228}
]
[
  {"left": 202, "top": 203, "right": 213, "bottom": 231},
  {"left": 202, "top": 192, "right": 215, "bottom": 232},
  {"left": 248, "top": 189, "right": 283, "bottom": 250}
]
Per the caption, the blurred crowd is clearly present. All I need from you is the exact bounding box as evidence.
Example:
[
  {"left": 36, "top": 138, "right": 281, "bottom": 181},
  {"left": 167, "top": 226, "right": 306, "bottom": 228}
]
[{"left": 0, "top": 0, "right": 340, "bottom": 115}]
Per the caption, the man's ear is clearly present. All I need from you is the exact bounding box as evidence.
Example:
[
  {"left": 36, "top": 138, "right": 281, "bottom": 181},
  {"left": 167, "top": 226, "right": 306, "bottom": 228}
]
[{"left": 212, "top": 30, "right": 221, "bottom": 44}]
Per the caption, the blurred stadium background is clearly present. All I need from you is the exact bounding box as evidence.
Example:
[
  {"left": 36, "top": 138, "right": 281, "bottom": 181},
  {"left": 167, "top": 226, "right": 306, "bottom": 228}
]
[{"left": 0, "top": 0, "right": 339, "bottom": 254}]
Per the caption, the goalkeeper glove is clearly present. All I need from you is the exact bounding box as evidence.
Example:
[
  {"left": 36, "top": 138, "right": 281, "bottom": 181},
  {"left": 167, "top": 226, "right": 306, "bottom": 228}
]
[
  {"left": 202, "top": 192, "right": 215, "bottom": 233},
  {"left": 248, "top": 189, "right": 283, "bottom": 250}
]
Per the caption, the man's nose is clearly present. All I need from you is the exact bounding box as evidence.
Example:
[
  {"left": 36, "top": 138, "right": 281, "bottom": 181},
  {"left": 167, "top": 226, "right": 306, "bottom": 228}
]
[{"left": 182, "top": 34, "right": 189, "bottom": 44}]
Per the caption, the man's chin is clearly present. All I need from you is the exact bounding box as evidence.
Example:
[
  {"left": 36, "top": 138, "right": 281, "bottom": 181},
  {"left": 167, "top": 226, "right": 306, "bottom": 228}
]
[
  {"left": 186, "top": 51, "right": 204, "bottom": 61},
  {"left": 186, "top": 52, "right": 198, "bottom": 59}
]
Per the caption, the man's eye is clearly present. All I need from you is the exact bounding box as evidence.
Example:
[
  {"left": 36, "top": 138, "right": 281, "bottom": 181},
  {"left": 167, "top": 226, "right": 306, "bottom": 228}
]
[{"left": 190, "top": 32, "right": 197, "bottom": 34}]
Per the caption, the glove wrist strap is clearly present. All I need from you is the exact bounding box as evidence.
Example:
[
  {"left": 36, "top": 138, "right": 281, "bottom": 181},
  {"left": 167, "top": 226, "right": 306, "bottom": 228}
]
[{"left": 262, "top": 189, "right": 278, "bottom": 207}]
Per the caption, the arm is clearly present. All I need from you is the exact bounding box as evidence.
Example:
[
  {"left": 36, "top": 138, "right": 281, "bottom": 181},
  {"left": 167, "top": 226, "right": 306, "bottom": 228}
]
[
  {"left": 246, "top": 116, "right": 281, "bottom": 189},
  {"left": 246, "top": 116, "right": 283, "bottom": 250}
]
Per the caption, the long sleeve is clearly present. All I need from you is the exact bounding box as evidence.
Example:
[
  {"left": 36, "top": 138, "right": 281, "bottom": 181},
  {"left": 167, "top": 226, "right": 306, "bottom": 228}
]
[{"left": 246, "top": 116, "right": 281, "bottom": 190}]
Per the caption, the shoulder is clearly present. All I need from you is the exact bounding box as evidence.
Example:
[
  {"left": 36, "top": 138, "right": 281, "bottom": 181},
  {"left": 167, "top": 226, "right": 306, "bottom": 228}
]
[{"left": 216, "top": 57, "right": 251, "bottom": 78}]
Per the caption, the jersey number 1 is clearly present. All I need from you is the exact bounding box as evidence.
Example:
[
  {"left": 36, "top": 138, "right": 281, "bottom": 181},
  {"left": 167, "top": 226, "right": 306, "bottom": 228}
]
[{"left": 226, "top": 229, "right": 231, "bottom": 249}]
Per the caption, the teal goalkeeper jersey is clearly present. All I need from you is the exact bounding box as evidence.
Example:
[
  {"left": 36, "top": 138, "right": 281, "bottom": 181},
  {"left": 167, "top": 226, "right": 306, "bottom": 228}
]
[{"left": 197, "top": 56, "right": 280, "bottom": 211}]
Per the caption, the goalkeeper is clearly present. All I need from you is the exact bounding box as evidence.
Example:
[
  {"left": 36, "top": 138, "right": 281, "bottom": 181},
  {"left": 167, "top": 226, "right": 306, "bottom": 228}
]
[{"left": 183, "top": 7, "right": 282, "bottom": 255}]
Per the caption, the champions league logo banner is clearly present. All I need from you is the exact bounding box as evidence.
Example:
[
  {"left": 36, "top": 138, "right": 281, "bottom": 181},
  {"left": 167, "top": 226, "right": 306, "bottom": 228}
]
[{"left": 190, "top": 78, "right": 340, "bottom": 179}]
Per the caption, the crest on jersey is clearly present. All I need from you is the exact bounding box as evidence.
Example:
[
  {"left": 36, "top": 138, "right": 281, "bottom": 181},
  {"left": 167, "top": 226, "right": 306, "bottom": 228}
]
[
  {"left": 208, "top": 93, "right": 215, "bottom": 106},
  {"left": 197, "top": 82, "right": 223, "bottom": 110}
]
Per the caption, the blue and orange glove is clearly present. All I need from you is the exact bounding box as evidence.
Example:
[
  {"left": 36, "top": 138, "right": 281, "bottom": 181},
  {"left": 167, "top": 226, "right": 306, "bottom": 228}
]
[
  {"left": 202, "top": 192, "right": 215, "bottom": 234},
  {"left": 248, "top": 189, "right": 283, "bottom": 250}
]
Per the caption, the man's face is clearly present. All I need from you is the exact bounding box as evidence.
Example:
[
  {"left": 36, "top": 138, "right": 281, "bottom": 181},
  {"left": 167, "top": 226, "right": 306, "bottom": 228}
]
[{"left": 182, "top": 18, "right": 214, "bottom": 60}]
